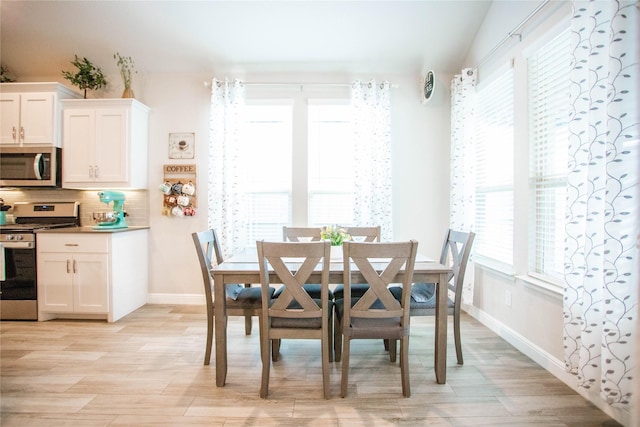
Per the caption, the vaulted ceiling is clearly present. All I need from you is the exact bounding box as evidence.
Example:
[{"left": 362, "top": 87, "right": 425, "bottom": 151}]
[{"left": 1, "top": 0, "right": 494, "bottom": 79}]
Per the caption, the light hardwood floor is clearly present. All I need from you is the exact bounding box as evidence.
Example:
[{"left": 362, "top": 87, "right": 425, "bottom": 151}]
[{"left": 1, "top": 304, "right": 622, "bottom": 426}]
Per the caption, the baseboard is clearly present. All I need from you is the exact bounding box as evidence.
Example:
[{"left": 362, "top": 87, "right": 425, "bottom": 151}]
[
  {"left": 147, "top": 293, "right": 204, "bottom": 305},
  {"left": 465, "top": 304, "right": 631, "bottom": 426}
]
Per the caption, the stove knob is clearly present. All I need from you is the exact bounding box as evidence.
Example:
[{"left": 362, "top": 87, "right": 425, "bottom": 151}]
[
  {"left": 15, "top": 235, "right": 24, "bottom": 241},
  {"left": 6, "top": 235, "right": 13, "bottom": 241}
]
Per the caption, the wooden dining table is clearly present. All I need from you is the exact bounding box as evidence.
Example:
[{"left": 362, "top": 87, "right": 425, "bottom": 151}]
[{"left": 210, "top": 249, "right": 452, "bottom": 387}]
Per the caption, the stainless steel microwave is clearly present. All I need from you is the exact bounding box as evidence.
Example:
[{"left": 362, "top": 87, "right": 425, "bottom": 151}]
[{"left": 0, "top": 146, "right": 61, "bottom": 187}]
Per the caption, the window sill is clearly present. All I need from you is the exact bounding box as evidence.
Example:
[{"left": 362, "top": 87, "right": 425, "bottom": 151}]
[
  {"left": 473, "top": 256, "right": 515, "bottom": 279},
  {"left": 515, "top": 274, "right": 563, "bottom": 298}
]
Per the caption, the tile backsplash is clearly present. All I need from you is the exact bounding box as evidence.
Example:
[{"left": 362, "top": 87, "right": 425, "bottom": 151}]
[{"left": 0, "top": 188, "right": 149, "bottom": 226}]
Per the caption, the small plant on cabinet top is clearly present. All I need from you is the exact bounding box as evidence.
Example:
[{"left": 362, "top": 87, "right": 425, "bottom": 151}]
[
  {"left": 0, "top": 65, "right": 15, "bottom": 83},
  {"left": 61, "top": 55, "right": 107, "bottom": 98},
  {"left": 114, "top": 52, "right": 137, "bottom": 97}
]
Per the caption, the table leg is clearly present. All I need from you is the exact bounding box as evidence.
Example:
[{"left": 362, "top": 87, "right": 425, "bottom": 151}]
[
  {"left": 213, "top": 273, "right": 227, "bottom": 387},
  {"left": 434, "top": 272, "right": 448, "bottom": 384}
]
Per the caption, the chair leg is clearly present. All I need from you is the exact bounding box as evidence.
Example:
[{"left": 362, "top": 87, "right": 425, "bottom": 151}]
[
  {"left": 328, "top": 313, "right": 334, "bottom": 363},
  {"left": 271, "top": 339, "right": 281, "bottom": 362},
  {"left": 245, "top": 315, "right": 253, "bottom": 335},
  {"left": 322, "top": 325, "right": 331, "bottom": 399},
  {"left": 260, "top": 338, "right": 271, "bottom": 399},
  {"left": 204, "top": 306, "right": 214, "bottom": 365},
  {"left": 334, "top": 315, "right": 342, "bottom": 362},
  {"left": 400, "top": 336, "right": 411, "bottom": 397},
  {"left": 340, "top": 335, "right": 350, "bottom": 398},
  {"left": 454, "top": 312, "right": 463, "bottom": 365},
  {"left": 383, "top": 339, "right": 389, "bottom": 351},
  {"left": 389, "top": 339, "right": 397, "bottom": 363}
]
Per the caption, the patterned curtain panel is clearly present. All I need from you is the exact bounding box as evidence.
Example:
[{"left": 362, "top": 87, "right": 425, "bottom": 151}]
[
  {"left": 564, "top": 0, "right": 639, "bottom": 406},
  {"left": 450, "top": 68, "right": 476, "bottom": 305},
  {"left": 351, "top": 80, "right": 393, "bottom": 241},
  {"left": 208, "top": 78, "right": 246, "bottom": 258}
]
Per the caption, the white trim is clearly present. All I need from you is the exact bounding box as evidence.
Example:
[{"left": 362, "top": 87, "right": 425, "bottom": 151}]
[
  {"left": 147, "top": 293, "right": 205, "bottom": 305},
  {"left": 516, "top": 274, "right": 563, "bottom": 297},
  {"left": 465, "top": 305, "right": 632, "bottom": 426}
]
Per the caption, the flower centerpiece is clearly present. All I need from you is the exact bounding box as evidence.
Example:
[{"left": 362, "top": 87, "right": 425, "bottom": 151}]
[{"left": 321, "top": 225, "right": 351, "bottom": 246}]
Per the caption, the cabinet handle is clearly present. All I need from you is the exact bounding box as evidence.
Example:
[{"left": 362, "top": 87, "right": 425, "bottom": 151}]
[
  {"left": 12, "top": 126, "right": 16, "bottom": 140},
  {"left": 66, "top": 259, "right": 71, "bottom": 274},
  {"left": 19, "top": 126, "right": 24, "bottom": 140},
  {"left": 94, "top": 165, "right": 99, "bottom": 178},
  {"left": 89, "top": 165, "right": 94, "bottom": 178},
  {"left": 73, "top": 260, "right": 77, "bottom": 274},
  {"left": 64, "top": 243, "right": 79, "bottom": 247}
]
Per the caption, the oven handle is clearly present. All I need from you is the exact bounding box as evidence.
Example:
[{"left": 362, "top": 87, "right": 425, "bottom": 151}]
[
  {"left": 0, "top": 242, "right": 35, "bottom": 249},
  {"left": 0, "top": 245, "right": 4, "bottom": 281},
  {"left": 33, "top": 153, "right": 43, "bottom": 180}
]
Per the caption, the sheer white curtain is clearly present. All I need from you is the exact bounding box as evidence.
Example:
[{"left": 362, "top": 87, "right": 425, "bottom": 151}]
[
  {"left": 351, "top": 80, "right": 392, "bottom": 241},
  {"left": 564, "top": 0, "right": 638, "bottom": 406},
  {"left": 450, "top": 68, "right": 476, "bottom": 304},
  {"left": 208, "top": 78, "right": 246, "bottom": 257}
]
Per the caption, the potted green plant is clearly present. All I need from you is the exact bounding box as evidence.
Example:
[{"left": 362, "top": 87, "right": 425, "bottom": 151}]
[
  {"left": 0, "top": 65, "right": 15, "bottom": 83},
  {"left": 61, "top": 55, "right": 107, "bottom": 98},
  {"left": 114, "top": 52, "right": 136, "bottom": 98}
]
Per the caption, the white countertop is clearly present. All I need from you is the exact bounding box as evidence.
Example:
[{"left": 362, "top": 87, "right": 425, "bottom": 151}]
[{"left": 35, "top": 226, "right": 149, "bottom": 234}]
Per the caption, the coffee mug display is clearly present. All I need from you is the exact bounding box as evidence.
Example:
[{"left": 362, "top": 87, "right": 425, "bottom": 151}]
[{"left": 161, "top": 179, "right": 196, "bottom": 216}]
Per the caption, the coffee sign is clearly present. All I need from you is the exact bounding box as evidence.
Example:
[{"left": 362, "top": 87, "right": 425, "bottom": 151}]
[{"left": 164, "top": 164, "right": 196, "bottom": 174}]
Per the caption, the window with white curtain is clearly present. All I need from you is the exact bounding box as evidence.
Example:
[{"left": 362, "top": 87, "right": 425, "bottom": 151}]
[
  {"left": 307, "top": 102, "right": 354, "bottom": 226},
  {"left": 238, "top": 103, "right": 293, "bottom": 244},
  {"left": 474, "top": 67, "right": 514, "bottom": 268},
  {"left": 528, "top": 28, "right": 570, "bottom": 284},
  {"left": 236, "top": 99, "right": 353, "bottom": 247}
]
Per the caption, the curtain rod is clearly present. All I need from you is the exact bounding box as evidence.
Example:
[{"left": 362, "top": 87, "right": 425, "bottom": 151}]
[
  {"left": 475, "top": 0, "right": 550, "bottom": 69},
  {"left": 203, "top": 81, "right": 399, "bottom": 89}
]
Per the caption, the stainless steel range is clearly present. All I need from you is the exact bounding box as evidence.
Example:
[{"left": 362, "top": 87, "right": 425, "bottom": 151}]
[{"left": 0, "top": 201, "right": 80, "bottom": 320}]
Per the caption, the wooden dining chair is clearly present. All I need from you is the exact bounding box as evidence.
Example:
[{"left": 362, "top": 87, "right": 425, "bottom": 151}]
[
  {"left": 332, "top": 226, "right": 381, "bottom": 361},
  {"left": 344, "top": 226, "right": 381, "bottom": 242},
  {"left": 279, "top": 226, "right": 336, "bottom": 361},
  {"left": 257, "top": 240, "right": 332, "bottom": 399},
  {"left": 338, "top": 240, "right": 418, "bottom": 398},
  {"left": 281, "top": 227, "right": 327, "bottom": 300},
  {"left": 389, "top": 229, "right": 475, "bottom": 365},
  {"left": 282, "top": 226, "right": 323, "bottom": 242},
  {"left": 192, "top": 229, "right": 274, "bottom": 365}
]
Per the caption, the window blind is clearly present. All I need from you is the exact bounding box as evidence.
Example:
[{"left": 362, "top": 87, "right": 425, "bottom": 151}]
[
  {"left": 239, "top": 104, "right": 293, "bottom": 245},
  {"left": 528, "top": 29, "right": 570, "bottom": 283},
  {"left": 307, "top": 103, "right": 354, "bottom": 226},
  {"left": 475, "top": 68, "right": 514, "bottom": 267}
]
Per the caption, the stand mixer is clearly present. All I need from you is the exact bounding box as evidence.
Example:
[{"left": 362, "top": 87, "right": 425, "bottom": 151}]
[{"left": 93, "top": 191, "right": 128, "bottom": 229}]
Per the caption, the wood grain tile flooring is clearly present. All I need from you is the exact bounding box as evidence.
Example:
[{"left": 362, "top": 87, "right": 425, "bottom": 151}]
[{"left": 1, "top": 304, "right": 622, "bottom": 426}]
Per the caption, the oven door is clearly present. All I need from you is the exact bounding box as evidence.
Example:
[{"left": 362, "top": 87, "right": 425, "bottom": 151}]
[
  {"left": 0, "top": 147, "right": 61, "bottom": 187},
  {"left": 0, "top": 240, "right": 38, "bottom": 320}
]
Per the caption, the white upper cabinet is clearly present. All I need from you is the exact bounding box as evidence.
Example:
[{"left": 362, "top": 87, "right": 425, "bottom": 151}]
[
  {"left": 61, "top": 98, "right": 149, "bottom": 189},
  {"left": 0, "top": 83, "right": 80, "bottom": 147}
]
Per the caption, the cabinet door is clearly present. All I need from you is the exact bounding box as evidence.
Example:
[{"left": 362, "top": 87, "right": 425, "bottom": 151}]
[
  {"left": 21, "top": 93, "right": 55, "bottom": 145},
  {"left": 95, "top": 109, "right": 128, "bottom": 183},
  {"left": 0, "top": 94, "right": 20, "bottom": 145},
  {"left": 63, "top": 109, "right": 96, "bottom": 183},
  {"left": 73, "top": 253, "right": 109, "bottom": 313},
  {"left": 37, "top": 253, "right": 74, "bottom": 312}
]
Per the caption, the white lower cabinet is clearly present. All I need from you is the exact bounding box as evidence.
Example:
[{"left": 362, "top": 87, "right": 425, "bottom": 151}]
[{"left": 37, "top": 229, "right": 148, "bottom": 322}]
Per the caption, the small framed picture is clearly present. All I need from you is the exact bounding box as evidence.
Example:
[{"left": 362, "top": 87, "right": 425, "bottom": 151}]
[{"left": 168, "top": 132, "right": 195, "bottom": 159}]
